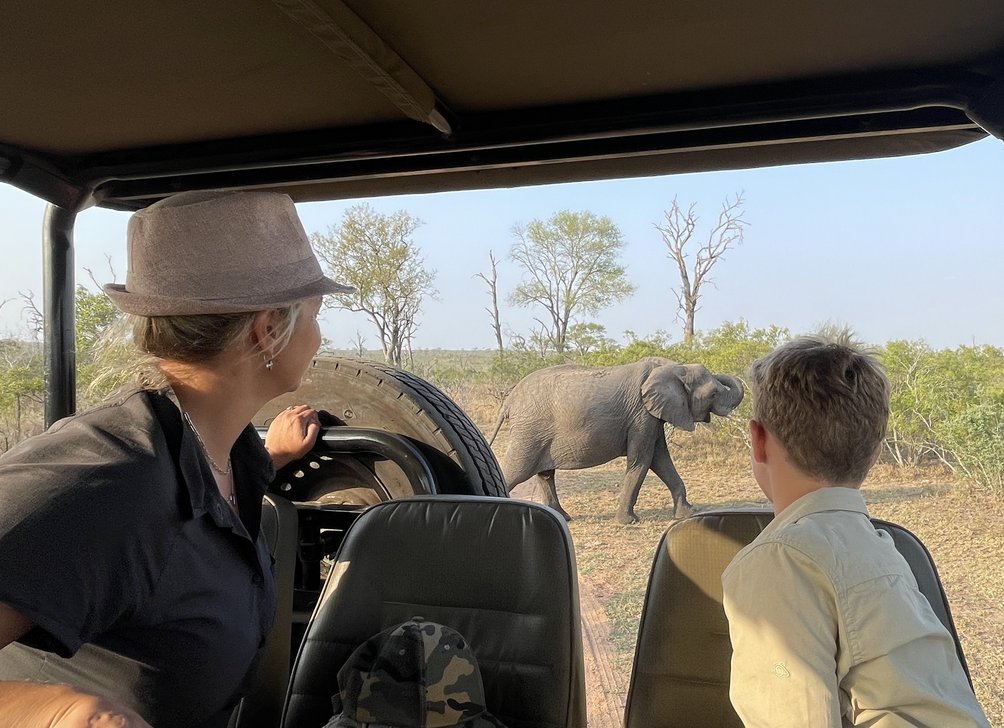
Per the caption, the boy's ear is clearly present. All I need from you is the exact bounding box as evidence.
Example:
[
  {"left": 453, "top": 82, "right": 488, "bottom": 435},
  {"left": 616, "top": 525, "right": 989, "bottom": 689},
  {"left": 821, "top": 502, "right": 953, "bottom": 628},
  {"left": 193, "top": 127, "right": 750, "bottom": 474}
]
[{"left": 749, "top": 419, "right": 769, "bottom": 464}]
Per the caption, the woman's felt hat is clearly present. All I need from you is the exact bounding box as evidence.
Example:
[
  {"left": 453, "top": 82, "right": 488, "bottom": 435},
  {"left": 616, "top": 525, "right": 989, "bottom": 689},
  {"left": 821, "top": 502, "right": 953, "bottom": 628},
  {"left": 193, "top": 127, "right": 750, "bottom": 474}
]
[{"left": 103, "top": 190, "right": 353, "bottom": 316}]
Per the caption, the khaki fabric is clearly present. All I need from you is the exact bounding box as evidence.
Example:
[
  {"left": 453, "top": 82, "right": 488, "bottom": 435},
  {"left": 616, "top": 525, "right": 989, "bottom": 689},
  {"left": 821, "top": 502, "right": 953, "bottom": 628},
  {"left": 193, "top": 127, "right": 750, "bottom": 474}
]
[
  {"left": 623, "top": 507, "right": 979, "bottom": 728},
  {"left": 723, "top": 489, "right": 987, "bottom": 727}
]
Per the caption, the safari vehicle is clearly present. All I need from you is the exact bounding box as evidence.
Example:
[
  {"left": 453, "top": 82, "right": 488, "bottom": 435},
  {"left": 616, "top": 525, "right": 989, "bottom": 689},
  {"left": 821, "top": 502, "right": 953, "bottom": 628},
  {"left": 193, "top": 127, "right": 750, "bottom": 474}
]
[{"left": 1, "top": 2, "right": 1001, "bottom": 727}]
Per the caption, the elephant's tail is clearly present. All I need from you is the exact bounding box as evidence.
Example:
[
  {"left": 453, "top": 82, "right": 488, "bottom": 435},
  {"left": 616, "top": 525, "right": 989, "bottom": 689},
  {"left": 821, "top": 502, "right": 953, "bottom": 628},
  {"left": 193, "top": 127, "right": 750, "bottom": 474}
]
[{"left": 487, "top": 406, "right": 509, "bottom": 446}]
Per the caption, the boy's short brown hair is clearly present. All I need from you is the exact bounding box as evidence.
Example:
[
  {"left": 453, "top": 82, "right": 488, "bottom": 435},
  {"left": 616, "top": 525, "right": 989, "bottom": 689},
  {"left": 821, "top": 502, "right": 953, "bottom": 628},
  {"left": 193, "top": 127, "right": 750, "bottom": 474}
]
[{"left": 749, "top": 330, "right": 890, "bottom": 485}]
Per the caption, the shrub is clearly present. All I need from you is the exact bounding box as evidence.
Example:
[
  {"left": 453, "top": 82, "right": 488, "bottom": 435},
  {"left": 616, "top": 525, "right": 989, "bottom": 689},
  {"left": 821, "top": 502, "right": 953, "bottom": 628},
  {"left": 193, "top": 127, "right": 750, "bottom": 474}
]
[
  {"left": 880, "top": 341, "right": 1004, "bottom": 484},
  {"left": 941, "top": 391, "right": 1004, "bottom": 495}
]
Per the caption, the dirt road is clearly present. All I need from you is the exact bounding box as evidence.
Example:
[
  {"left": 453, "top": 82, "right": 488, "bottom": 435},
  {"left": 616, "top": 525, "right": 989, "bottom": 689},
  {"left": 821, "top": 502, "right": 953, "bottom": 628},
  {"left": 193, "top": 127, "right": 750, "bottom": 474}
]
[{"left": 579, "top": 574, "right": 627, "bottom": 728}]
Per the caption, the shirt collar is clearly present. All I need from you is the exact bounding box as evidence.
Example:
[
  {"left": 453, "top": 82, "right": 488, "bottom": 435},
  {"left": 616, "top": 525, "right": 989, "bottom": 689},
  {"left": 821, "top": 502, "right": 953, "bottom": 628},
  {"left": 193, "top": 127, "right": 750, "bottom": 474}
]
[
  {"left": 148, "top": 387, "right": 274, "bottom": 521},
  {"left": 762, "top": 486, "right": 869, "bottom": 537}
]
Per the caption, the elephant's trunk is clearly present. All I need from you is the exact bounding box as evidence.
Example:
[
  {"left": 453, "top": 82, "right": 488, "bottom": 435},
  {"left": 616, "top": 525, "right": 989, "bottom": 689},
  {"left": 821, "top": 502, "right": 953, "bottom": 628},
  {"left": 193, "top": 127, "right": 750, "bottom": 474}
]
[{"left": 712, "top": 374, "right": 745, "bottom": 415}]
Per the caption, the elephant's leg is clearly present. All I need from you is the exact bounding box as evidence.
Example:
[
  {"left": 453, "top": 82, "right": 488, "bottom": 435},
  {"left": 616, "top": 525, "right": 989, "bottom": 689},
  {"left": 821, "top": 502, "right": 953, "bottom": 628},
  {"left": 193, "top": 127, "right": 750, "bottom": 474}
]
[
  {"left": 500, "top": 449, "right": 545, "bottom": 492},
  {"left": 614, "top": 456, "right": 652, "bottom": 525},
  {"left": 650, "top": 436, "right": 694, "bottom": 518},
  {"left": 535, "top": 470, "right": 571, "bottom": 522},
  {"left": 615, "top": 423, "right": 664, "bottom": 524}
]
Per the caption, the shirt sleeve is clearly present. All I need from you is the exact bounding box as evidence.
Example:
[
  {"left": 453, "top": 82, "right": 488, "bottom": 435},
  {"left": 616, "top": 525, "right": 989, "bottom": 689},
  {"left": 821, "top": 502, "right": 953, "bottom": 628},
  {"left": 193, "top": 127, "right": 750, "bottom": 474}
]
[
  {"left": 0, "top": 416, "right": 170, "bottom": 657},
  {"left": 722, "top": 541, "right": 845, "bottom": 728}
]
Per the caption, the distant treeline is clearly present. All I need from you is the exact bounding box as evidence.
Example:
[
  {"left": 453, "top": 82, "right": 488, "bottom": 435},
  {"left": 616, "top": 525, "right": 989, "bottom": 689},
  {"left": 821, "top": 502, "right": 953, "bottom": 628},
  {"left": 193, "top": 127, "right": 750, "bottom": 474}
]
[
  {"left": 3, "top": 313, "right": 1002, "bottom": 495},
  {"left": 407, "top": 321, "right": 1004, "bottom": 496}
]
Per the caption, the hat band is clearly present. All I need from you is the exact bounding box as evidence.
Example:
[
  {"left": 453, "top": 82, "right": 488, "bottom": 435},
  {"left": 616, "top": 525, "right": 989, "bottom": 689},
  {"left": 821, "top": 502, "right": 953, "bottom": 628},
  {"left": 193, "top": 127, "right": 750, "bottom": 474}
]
[{"left": 127, "top": 254, "right": 323, "bottom": 301}]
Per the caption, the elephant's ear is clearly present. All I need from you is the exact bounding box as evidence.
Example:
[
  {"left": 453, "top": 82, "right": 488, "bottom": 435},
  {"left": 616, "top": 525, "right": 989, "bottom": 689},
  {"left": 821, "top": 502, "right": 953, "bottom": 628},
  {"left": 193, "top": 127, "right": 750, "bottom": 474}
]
[{"left": 641, "top": 365, "right": 696, "bottom": 432}]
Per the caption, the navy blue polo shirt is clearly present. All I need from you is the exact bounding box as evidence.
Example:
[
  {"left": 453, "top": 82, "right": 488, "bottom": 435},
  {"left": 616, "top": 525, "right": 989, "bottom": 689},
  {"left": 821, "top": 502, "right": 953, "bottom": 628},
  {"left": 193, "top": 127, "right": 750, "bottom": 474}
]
[{"left": 0, "top": 387, "right": 277, "bottom": 728}]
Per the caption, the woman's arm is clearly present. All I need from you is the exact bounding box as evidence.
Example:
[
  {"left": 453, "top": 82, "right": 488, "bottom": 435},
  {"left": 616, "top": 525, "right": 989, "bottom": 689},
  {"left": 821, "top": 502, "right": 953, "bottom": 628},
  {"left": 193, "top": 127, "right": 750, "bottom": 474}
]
[
  {"left": 0, "top": 601, "right": 31, "bottom": 648},
  {"left": 0, "top": 681, "right": 153, "bottom": 728},
  {"left": 0, "top": 603, "right": 152, "bottom": 728}
]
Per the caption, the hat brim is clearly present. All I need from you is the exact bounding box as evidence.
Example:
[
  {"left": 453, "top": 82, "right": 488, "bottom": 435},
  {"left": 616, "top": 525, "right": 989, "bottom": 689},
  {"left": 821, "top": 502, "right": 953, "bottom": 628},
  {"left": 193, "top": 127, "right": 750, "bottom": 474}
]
[
  {"left": 103, "top": 276, "right": 354, "bottom": 316},
  {"left": 325, "top": 711, "right": 509, "bottom": 728}
]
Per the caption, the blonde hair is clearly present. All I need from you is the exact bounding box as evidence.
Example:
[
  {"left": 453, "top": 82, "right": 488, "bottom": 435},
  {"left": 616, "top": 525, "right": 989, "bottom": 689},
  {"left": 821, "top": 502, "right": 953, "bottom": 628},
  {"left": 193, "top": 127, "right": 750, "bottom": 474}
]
[
  {"left": 129, "top": 302, "right": 305, "bottom": 389},
  {"left": 749, "top": 329, "right": 889, "bottom": 485}
]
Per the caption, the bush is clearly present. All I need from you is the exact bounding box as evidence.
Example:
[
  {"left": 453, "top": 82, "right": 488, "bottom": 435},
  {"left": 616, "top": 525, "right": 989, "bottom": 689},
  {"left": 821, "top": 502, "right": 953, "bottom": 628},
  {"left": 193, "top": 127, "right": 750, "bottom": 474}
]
[
  {"left": 880, "top": 341, "right": 1004, "bottom": 490},
  {"left": 941, "top": 392, "right": 1004, "bottom": 495},
  {"left": 585, "top": 320, "right": 787, "bottom": 449}
]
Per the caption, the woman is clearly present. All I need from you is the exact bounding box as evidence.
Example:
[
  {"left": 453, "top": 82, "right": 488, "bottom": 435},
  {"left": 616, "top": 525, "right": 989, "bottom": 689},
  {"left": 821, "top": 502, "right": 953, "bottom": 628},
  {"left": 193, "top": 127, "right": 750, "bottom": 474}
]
[{"left": 0, "top": 191, "right": 353, "bottom": 728}]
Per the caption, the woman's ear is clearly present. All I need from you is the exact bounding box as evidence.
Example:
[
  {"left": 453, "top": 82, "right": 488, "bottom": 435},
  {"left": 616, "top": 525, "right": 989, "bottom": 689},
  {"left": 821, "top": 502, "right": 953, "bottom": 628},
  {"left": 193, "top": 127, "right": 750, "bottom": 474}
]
[
  {"left": 251, "top": 309, "right": 278, "bottom": 358},
  {"left": 642, "top": 365, "right": 696, "bottom": 432}
]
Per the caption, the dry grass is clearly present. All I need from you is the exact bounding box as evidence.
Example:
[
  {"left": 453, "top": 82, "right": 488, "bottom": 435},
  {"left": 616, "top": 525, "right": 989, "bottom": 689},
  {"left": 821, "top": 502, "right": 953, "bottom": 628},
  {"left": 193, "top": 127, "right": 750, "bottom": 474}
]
[{"left": 510, "top": 448, "right": 1004, "bottom": 725}]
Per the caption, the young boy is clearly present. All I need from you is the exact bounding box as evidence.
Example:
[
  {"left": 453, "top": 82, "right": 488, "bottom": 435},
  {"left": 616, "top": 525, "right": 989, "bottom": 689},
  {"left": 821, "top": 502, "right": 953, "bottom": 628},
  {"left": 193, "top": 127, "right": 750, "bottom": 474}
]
[{"left": 722, "top": 332, "right": 989, "bottom": 727}]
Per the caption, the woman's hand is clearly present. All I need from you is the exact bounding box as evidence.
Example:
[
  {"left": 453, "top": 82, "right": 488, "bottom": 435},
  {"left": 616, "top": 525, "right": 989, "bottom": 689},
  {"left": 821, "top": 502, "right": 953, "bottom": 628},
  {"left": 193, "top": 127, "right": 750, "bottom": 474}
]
[{"left": 264, "top": 404, "right": 321, "bottom": 470}]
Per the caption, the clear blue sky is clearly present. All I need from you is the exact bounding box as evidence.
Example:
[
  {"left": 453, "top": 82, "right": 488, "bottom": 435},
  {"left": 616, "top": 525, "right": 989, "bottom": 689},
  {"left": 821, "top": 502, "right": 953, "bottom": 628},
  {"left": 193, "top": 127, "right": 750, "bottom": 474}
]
[{"left": 1, "top": 137, "right": 1002, "bottom": 351}]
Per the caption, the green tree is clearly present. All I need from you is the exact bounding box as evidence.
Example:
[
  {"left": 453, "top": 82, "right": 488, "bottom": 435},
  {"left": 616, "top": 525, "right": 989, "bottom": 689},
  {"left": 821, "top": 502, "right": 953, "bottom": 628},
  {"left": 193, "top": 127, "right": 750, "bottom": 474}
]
[
  {"left": 509, "top": 210, "right": 635, "bottom": 354},
  {"left": 74, "top": 285, "right": 129, "bottom": 404},
  {"left": 880, "top": 341, "right": 1004, "bottom": 488},
  {"left": 311, "top": 204, "right": 437, "bottom": 366},
  {"left": 1, "top": 284, "right": 130, "bottom": 450},
  {"left": 0, "top": 340, "right": 43, "bottom": 449},
  {"left": 566, "top": 322, "right": 616, "bottom": 358},
  {"left": 943, "top": 392, "right": 1004, "bottom": 495},
  {"left": 75, "top": 285, "right": 119, "bottom": 356}
]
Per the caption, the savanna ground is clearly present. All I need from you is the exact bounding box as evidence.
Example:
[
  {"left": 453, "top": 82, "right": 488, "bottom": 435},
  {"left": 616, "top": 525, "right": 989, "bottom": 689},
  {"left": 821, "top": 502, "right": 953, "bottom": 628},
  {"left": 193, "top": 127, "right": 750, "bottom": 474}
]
[{"left": 486, "top": 425, "right": 1004, "bottom": 727}]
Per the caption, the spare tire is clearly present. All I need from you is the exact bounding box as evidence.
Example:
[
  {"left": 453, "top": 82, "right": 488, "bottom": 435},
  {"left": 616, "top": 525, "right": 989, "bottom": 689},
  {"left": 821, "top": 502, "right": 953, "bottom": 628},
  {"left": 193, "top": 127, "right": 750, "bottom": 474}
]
[{"left": 255, "top": 356, "right": 507, "bottom": 499}]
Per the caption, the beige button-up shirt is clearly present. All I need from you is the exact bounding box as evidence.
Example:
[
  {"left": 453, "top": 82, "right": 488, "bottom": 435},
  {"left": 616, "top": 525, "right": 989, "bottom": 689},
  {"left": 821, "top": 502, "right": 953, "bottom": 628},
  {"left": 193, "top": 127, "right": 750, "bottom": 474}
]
[{"left": 722, "top": 487, "right": 989, "bottom": 727}]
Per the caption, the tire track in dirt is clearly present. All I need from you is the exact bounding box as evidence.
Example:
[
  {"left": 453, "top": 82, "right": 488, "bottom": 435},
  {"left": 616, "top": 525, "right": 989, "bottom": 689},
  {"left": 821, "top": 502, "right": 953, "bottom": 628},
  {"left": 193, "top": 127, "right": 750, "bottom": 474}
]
[
  {"left": 514, "top": 481, "right": 630, "bottom": 726},
  {"left": 578, "top": 573, "right": 627, "bottom": 728}
]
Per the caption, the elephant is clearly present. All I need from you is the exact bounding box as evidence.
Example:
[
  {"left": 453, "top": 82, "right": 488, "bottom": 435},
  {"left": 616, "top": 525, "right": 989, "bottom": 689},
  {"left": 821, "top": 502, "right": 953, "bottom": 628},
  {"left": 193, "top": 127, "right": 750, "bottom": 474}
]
[{"left": 488, "top": 357, "right": 744, "bottom": 524}]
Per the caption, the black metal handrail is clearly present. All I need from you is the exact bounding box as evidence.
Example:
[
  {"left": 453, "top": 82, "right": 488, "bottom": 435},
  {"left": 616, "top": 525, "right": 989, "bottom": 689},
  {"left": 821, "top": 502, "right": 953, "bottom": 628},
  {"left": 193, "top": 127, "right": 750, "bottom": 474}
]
[{"left": 254, "top": 425, "right": 438, "bottom": 496}]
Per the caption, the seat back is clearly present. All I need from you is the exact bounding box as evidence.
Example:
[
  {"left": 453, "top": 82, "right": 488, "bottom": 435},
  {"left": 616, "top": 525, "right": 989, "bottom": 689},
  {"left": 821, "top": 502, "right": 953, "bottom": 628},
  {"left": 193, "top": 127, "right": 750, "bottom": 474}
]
[
  {"left": 623, "top": 509, "right": 970, "bottom": 728},
  {"left": 281, "top": 495, "right": 587, "bottom": 728},
  {"left": 231, "top": 494, "right": 300, "bottom": 728}
]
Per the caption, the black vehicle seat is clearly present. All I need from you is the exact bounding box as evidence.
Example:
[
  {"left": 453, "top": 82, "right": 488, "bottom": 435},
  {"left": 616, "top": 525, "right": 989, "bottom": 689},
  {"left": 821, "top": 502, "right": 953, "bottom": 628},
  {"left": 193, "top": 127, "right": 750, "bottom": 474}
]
[
  {"left": 280, "top": 495, "right": 587, "bottom": 728},
  {"left": 230, "top": 494, "right": 300, "bottom": 728},
  {"left": 622, "top": 509, "right": 973, "bottom": 728}
]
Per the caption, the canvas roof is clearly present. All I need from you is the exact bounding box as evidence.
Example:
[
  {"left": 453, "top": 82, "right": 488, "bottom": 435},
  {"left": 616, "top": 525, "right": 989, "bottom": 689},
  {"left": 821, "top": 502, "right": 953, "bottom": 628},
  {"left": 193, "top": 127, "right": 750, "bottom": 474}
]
[{"left": 2, "top": 1, "right": 1003, "bottom": 210}]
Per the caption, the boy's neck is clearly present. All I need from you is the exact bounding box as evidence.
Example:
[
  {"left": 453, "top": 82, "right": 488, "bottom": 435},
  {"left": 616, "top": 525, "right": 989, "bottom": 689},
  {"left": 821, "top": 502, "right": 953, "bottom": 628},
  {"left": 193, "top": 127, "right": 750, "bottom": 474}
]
[
  {"left": 759, "top": 450, "right": 829, "bottom": 515},
  {"left": 750, "top": 420, "right": 860, "bottom": 515},
  {"left": 769, "top": 476, "right": 832, "bottom": 516}
]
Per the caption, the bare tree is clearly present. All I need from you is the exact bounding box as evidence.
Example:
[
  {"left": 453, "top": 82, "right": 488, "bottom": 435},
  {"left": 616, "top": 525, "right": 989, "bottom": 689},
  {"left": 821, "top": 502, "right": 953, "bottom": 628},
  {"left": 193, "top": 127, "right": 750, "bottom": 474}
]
[
  {"left": 83, "top": 255, "right": 119, "bottom": 289},
  {"left": 350, "top": 330, "right": 367, "bottom": 357},
  {"left": 475, "top": 251, "right": 505, "bottom": 353},
  {"left": 655, "top": 192, "right": 748, "bottom": 342},
  {"left": 19, "top": 291, "right": 43, "bottom": 341}
]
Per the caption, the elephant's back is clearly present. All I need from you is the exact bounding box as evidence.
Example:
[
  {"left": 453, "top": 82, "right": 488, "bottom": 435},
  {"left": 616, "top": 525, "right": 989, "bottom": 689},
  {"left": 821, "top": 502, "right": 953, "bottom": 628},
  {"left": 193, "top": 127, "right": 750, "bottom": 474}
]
[
  {"left": 510, "top": 364, "right": 637, "bottom": 415},
  {"left": 521, "top": 366, "right": 633, "bottom": 429},
  {"left": 516, "top": 363, "right": 618, "bottom": 391}
]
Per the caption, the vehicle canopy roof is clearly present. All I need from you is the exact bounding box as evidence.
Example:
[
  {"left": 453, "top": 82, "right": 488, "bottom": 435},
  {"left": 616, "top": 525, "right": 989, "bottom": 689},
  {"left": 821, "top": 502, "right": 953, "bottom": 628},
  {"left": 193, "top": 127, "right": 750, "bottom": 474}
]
[{"left": 2, "top": 0, "right": 1003, "bottom": 211}]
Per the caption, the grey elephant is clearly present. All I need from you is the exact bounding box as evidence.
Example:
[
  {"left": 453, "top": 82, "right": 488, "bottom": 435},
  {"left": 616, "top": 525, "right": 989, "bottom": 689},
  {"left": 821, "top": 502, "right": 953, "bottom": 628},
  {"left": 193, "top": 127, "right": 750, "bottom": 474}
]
[{"left": 488, "top": 357, "right": 744, "bottom": 524}]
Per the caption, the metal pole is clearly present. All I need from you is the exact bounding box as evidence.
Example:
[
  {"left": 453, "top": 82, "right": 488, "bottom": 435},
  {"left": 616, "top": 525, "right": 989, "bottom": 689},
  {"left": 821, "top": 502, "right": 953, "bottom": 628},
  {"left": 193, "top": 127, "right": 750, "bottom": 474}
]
[{"left": 43, "top": 203, "right": 76, "bottom": 427}]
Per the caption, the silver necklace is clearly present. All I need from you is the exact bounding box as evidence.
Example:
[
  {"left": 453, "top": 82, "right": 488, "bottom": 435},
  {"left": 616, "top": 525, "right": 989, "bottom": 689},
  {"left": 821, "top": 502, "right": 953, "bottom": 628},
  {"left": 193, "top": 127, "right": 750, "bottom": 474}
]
[{"left": 182, "top": 411, "right": 235, "bottom": 486}]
